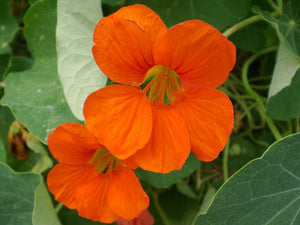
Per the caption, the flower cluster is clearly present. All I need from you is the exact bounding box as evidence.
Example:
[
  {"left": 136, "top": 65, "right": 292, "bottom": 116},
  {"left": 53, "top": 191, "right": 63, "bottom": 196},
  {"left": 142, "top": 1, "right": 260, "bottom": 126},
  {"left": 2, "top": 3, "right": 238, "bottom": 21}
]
[{"left": 47, "top": 4, "right": 235, "bottom": 224}]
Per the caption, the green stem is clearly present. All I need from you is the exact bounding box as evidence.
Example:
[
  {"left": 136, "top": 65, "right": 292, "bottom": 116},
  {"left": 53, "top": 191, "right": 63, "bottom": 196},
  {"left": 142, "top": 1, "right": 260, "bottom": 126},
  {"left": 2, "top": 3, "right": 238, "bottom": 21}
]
[
  {"left": 151, "top": 191, "right": 171, "bottom": 225},
  {"left": 196, "top": 163, "right": 201, "bottom": 191},
  {"left": 222, "top": 138, "right": 230, "bottom": 182},
  {"left": 223, "top": 15, "right": 262, "bottom": 37},
  {"left": 296, "top": 118, "right": 300, "bottom": 133},
  {"left": 200, "top": 173, "right": 220, "bottom": 184},
  {"left": 223, "top": 11, "right": 279, "bottom": 38},
  {"left": 267, "top": 0, "right": 282, "bottom": 14},
  {"left": 55, "top": 202, "right": 64, "bottom": 213},
  {"left": 276, "top": 0, "right": 283, "bottom": 10},
  {"left": 241, "top": 47, "right": 282, "bottom": 140}
]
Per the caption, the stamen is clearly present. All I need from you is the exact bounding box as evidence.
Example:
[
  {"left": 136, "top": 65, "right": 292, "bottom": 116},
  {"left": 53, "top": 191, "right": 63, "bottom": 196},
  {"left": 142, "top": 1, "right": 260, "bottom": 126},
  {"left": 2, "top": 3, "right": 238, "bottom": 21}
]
[
  {"left": 140, "top": 65, "right": 184, "bottom": 104},
  {"left": 89, "top": 148, "right": 123, "bottom": 174}
]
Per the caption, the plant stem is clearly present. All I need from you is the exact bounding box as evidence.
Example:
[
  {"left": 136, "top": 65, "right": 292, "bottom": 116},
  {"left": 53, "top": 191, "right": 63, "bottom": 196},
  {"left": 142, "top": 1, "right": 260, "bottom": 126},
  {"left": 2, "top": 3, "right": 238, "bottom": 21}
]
[
  {"left": 223, "top": 11, "right": 279, "bottom": 38},
  {"left": 276, "top": 0, "right": 283, "bottom": 10},
  {"left": 151, "top": 191, "right": 171, "bottom": 225},
  {"left": 241, "top": 47, "right": 282, "bottom": 140},
  {"left": 55, "top": 202, "right": 64, "bottom": 213},
  {"left": 267, "top": 0, "right": 282, "bottom": 14},
  {"left": 222, "top": 138, "right": 230, "bottom": 182},
  {"left": 223, "top": 15, "right": 262, "bottom": 37},
  {"left": 196, "top": 163, "right": 201, "bottom": 191}
]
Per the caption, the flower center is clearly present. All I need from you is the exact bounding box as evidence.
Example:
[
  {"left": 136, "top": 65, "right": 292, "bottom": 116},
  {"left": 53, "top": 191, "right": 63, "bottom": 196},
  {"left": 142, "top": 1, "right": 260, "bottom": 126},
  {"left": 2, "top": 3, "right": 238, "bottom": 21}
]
[
  {"left": 141, "top": 65, "right": 184, "bottom": 104},
  {"left": 88, "top": 148, "right": 123, "bottom": 174}
]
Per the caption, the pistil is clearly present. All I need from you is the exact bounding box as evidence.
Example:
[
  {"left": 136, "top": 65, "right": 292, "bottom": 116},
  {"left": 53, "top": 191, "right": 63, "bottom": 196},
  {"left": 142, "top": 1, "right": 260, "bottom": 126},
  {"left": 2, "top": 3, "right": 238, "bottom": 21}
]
[
  {"left": 141, "top": 65, "right": 184, "bottom": 104},
  {"left": 89, "top": 148, "right": 123, "bottom": 174}
]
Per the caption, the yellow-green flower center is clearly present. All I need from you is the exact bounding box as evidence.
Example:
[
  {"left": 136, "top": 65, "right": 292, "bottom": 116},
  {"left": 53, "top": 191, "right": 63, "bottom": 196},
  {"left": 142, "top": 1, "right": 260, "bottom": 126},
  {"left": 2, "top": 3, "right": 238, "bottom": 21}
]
[
  {"left": 141, "top": 65, "right": 184, "bottom": 104},
  {"left": 89, "top": 149, "right": 123, "bottom": 174}
]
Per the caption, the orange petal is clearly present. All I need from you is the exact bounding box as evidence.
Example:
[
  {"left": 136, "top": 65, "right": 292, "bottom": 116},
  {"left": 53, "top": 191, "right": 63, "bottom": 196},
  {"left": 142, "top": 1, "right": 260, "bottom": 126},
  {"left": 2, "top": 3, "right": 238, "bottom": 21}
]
[
  {"left": 117, "top": 209, "right": 154, "bottom": 225},
  {"left": 93, "top": 4, "right": 167, "bottom": 85},
  {"left": 84, "top": 85, "right": 152, "bottom": 159},
  {"left": 47, "top": 123, "right": 103, "bottom": 165},
  {"left": 47, "top": 163, "right": 119, "bottom": 223},
  {"left": 108, "top": 166, "right": 149, "bottom": 220},
  {"left": 76, "top": 173, "right": 120, "bottom": 223},
  {"left": 173, "top": 88, "right": 233, "bottom": 161},
  {"left": 129, "top": 104, "right": 190, "bottom": 173},
  {"left": 154, "top": 20, "right": 236, "bottom": 89}
]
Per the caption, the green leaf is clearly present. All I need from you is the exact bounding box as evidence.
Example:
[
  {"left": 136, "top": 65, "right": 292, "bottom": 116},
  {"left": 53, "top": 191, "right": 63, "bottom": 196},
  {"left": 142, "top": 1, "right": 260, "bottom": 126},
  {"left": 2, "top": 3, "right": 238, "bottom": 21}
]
[
  {"left": 253, "top": 0, "right": 300, "bottom": 56},
  {"left": 0, "top": 0, "right": 19, "bottom": 54},
  {"left": 0, "top": 106, "right": 15, "bottom": 163},
  {"left": 102, "top": 0, "right": 124, "bottom": 6},
  {"left": 193, "top": 133, "right": 300, "bottom": 225},
  {"left": 0, "top": 54, "right": 9, "bottom": 80},
  {"left": 58, "top": 206, "right": 113, "bottom": 225},
  {"left": 125, "top": 0, "right": 251, "bottom": 30},
  {"left": 33, "top": 181, "right": 61, "bottom": 225},
  {"left": 266, "top": 44, "right": 300, "bottom": 120},
  {"left": 228, "top": 135, "right": 271, "bottom": 171},
  {"left": 2, "top": 0, "right": 79, "bottom": 143},
  {"left": 56, "top": 0, "right": 107, "bottom": 120},
  {"left": 26, "top": 133, "right": 53, "bottom": 173},
  {"left": 0, "top": 139, "right": 5, "bottom": 163},
  {"left": 198, "top": 186, "right": 216, "bottom": 214},
  {"left": 5, "top": 56, "right": 34, "bottom": 74},
  {"left": 0, "top": 162, "right": 41, "bottom": 225},
  {"left": 135, "top": 152, "right": 200, "bottom": 188},
  {"left": 158, "top": 186, "right": 200, "bottom": 225},
  {"left": 229, "top": 21, "right": 276, "bottom": 52}
]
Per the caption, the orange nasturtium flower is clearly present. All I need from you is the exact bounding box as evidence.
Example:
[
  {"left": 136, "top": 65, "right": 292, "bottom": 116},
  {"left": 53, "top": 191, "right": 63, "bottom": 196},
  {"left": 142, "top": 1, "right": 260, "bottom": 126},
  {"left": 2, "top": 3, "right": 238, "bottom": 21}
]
[
  {"left": 47, "top": 123, "right": 149, "bottom": 223},
  {"left": 84, "top": 4, "right": 236, "bottom": 173}
]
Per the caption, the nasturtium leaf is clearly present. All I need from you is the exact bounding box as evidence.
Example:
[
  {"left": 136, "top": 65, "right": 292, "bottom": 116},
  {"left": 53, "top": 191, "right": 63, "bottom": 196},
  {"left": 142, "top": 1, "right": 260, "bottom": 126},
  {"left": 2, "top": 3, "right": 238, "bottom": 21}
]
[
  {"left": 102, "top": 0, "right": 123, "bottom": 6},
  {"left": 26, "top": 133, "right": 53, "bottom": 174},
  {"left": 135, "top": 152, "right": 200, "bottom": 188},
  {"left": 57, "top": 0, "right": 107, "bottom": 120},
  {"left": 125, "top": 0, "right": 251, "bottom": 30},
  {"left": 176, "top": 183, "right": 198, "bottom": 199},
  {"left": 33, "top": 181, "right": 61, "bottom": 225},
  {"left": 198, "top": 186, "right": 216, "bottom": 214},
  {"left": 0, "top": 54, "right": 9, "bottom": 80},
  {"left": 253, "top": 0, "right": 300, "bottom": 56},
  {"left": 0, "top": 139, "right": 5, "bottom": 163},
  {"left": 58, "top": 207, "right": 113, "bottom": 225},
  {"left": 5, "top": 56, "right": 34, "bottom": 75},
  {"left": 0, "top": 0, "right": 19, "bottom": 54},
  {"left": 266, "top": 44, "right": 300, "bottom": 120},
  {"left": 267, "top": 69, "right": 300, "bottom": 120},
  {"left": 29, "top": 0, "right": 40, "bottom": 4},
  {"left": 193, "top": 133, "right": 300, "bottom": 225},
  {"left": 159, "top": 187, "right": 200, "bottom": 225},
  {"left": 229, "top": 21, "right": 276, "bottom": 52},
  {"left": 2, "top": 0, "right": 79, "bottom": 144},
  {"left": 0, "top": 106, "right": 15, "bottom": 163},
  {"left": 0, "top": 162, "right": 41, "bottom": 225}
]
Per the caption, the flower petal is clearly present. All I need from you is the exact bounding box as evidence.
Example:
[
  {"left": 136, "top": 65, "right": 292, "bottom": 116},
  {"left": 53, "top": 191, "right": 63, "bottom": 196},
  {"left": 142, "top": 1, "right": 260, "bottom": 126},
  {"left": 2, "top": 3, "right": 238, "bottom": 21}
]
[
  {"left": 93, "top": 4, "right": 167, "bottom": 85},
  {"left": 84, "top": 85, "right": 152, "bottom": 159},
  {"left": 48, "top": 123, "right": 103, "bottom": 165},
  {"left": 47, "top": 163, "right": 119, "bottom": 223},
  {"left": 154, "top": 20, "right": 236, "bottom": 89},
  {"left": 117, "top": 209, "right": 154, "bottom": 225},
  {"left": 129, "top": 104, "right": 191, "bottom": 173},
  {"left": 108, "top": 166, "right": 149, "bottom": 220},
  {"left": 173, "top": 88, "right": 233, "bottom": 161}
]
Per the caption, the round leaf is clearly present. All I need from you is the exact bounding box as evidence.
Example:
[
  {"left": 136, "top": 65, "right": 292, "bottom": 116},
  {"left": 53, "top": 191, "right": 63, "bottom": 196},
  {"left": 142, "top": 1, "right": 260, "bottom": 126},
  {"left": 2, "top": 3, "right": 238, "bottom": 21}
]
[
  {"left": 56, "top": 0, "right": 107, "bottom": 120},
  {"left": 193, "top": 133, "right": 300, "bottom": 225},
  {"left": 0, "top": 162, "right": 41, "bottom": 225},
  {"left": 2, "top": 0, "right": 79, "bottom": 143}
]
